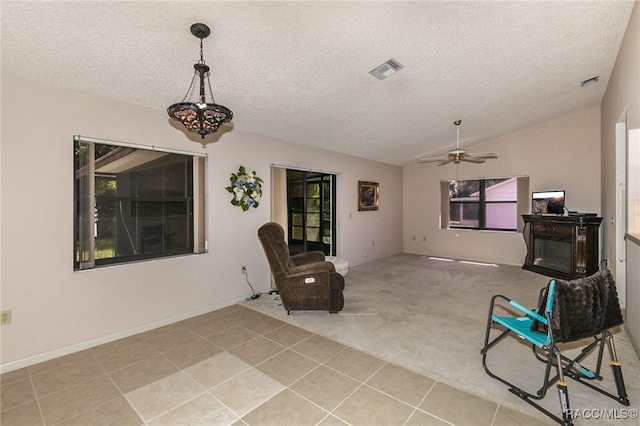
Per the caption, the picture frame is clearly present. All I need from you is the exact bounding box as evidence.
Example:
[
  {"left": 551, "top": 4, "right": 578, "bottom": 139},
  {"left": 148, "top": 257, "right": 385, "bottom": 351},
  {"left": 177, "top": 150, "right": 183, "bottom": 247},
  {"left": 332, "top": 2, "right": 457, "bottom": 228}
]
[{"left": 358, "top": 181, "right": 379, "bottom": 211}]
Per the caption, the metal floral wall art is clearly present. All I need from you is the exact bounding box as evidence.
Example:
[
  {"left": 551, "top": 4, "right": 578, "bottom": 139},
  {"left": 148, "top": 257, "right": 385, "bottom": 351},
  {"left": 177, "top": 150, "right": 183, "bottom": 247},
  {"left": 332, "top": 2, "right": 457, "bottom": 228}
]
[{"left": 226, "top": 166, "right": 263, "bottom": 211}]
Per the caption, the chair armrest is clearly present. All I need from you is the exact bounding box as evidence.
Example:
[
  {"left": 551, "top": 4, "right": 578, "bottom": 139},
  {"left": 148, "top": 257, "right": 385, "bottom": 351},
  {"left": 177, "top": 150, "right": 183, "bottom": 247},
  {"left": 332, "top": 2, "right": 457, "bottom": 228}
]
[
  {"left": 278, "top": 263, "right": 333, "bottom": 293},
  {"left": 291, "top": 251, "right": 326, "bottom": 265},
  {"left": 509, "top": 299, "right": 548, "bottom": 325},
  {"left": 488, "top": 294, "right": 547, "bottom": 325},
  {"left": 289, "top": 260, "right": 334, "bottom": 275}
]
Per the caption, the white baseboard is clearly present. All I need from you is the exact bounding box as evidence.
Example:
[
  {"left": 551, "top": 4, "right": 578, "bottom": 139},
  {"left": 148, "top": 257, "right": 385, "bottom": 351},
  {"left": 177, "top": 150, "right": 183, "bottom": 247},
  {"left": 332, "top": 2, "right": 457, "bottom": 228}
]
[{"left": 0, "top": 297, "right": 245, "bottom": 374}]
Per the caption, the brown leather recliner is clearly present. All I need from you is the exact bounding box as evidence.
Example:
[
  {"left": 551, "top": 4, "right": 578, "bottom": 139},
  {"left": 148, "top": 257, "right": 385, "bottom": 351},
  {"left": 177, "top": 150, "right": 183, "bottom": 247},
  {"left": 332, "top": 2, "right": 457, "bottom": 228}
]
[{"left": 258, "top": 222, "right": 344, "bottom": 314}]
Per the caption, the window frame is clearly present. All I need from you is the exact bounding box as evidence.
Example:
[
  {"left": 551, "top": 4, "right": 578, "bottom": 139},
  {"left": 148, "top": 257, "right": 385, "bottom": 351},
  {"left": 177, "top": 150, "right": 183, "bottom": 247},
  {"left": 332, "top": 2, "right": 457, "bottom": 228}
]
[
  {"left": 74, "top": 136, "right": 207, "bottom": 270},
  {"left": 440, "top": 176, "right": 530, "bottom": 232}
]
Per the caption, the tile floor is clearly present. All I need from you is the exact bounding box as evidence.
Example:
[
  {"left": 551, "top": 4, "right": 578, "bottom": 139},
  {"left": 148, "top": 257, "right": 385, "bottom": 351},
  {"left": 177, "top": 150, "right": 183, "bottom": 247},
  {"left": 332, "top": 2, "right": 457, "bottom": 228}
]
[{"left": 0, "top": 304, "right": 546, "bottom": 426}]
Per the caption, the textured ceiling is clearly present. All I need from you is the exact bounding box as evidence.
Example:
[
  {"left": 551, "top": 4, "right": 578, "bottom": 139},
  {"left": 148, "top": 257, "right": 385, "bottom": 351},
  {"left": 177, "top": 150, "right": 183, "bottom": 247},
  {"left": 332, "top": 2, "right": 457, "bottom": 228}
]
[{"left": 1, "top": 1, "right": 634, "bottom": 165}]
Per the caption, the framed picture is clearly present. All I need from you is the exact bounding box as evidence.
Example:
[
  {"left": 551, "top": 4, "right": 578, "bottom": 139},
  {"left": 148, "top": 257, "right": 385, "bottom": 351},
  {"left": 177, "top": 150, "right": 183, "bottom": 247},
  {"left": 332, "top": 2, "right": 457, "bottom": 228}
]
[{"left": 358, "top": 181, "right": 379, "bottom": 211}]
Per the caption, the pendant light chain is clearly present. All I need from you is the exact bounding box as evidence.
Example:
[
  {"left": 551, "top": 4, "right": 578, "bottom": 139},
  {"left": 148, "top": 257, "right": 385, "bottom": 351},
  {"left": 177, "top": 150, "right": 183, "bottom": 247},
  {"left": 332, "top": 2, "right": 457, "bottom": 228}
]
[
  {"left": 198, "top": 38, "right": 205, "bottom": 65},
  {"left": 199, "top": 35, "right": 217, "bottom": 104},
  {"left": 180, "top": 73, "right": 198, "bottom": 103},
  {"left": 206, "top": 74, "right": 217, "bottom": 104},
  {"left": 180, "top": 34, "right": 206, "bottom": 103}
]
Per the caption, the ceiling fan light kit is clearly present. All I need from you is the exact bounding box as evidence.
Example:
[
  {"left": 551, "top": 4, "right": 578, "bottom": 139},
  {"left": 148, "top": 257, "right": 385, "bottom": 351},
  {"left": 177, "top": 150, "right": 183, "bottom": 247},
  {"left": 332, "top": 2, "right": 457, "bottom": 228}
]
[{"left": 419, "top": 120, "right": 498, "bottom": 166}]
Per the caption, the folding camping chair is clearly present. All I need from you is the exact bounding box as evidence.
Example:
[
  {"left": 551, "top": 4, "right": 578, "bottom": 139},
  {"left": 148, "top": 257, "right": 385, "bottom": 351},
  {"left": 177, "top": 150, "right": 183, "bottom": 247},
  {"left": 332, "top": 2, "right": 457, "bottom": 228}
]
[{"left": 480, "top": 269, "right": 629, "bottom": 425}]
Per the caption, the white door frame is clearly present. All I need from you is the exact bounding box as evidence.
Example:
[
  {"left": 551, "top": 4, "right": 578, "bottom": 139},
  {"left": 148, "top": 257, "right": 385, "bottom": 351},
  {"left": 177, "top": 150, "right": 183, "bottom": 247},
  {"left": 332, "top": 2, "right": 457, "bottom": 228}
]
[{"left": 615, "top": 111, "right": 627, "bottom": 306}]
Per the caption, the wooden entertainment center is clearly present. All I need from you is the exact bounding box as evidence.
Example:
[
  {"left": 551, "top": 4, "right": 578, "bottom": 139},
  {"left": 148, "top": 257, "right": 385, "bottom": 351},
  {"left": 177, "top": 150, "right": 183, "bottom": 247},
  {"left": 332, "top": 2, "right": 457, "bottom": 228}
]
[{"left": 522, "top": 214, "right": 602, "bottom": 280}]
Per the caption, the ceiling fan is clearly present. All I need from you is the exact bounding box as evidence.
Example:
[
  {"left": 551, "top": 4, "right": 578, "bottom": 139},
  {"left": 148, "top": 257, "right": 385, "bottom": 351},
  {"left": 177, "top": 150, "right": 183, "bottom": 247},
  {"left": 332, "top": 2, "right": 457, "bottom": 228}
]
[{"left": 419, "top": 120, "right": 498, "bottom": 166}]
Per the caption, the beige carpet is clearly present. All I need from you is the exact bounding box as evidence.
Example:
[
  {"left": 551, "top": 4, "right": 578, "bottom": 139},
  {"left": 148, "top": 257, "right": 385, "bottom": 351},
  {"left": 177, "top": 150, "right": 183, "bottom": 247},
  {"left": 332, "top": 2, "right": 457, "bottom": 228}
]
[{"left": 242, "top": 253, "right": 640, "bottom": 424}]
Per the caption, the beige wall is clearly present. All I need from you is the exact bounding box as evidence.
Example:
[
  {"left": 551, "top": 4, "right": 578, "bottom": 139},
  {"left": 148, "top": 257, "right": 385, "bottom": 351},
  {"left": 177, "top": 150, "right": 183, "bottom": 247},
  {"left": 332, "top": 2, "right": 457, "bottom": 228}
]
[
  {"left": 403, "top": 106, "right": 601, "bottom": 266},
  {"left": 601, "top": 0, "right": 640, "bottom": 352},
  {"left": 0, "top": 75, "right": 403, "bottom": 370}
]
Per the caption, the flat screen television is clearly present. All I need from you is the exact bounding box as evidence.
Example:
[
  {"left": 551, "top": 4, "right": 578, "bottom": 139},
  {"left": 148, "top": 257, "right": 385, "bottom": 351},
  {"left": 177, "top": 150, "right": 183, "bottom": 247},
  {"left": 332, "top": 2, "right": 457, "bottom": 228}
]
[{"left": 531, "top": 190, "right": 565, "bottom": 215}]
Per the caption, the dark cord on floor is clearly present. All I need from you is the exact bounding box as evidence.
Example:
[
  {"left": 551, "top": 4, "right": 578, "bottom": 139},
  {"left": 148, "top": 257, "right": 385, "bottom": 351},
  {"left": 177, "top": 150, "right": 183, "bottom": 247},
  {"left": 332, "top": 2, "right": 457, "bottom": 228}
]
[{"left": 244, "top": 271, "right": 279, "bottom": 301}]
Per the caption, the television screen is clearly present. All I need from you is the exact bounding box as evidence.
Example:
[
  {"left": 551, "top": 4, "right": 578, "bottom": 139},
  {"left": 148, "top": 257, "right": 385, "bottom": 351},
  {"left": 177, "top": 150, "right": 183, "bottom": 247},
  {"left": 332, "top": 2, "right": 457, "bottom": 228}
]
[{"left": 532, "top": 190, "right": 565, "bottom": 214}]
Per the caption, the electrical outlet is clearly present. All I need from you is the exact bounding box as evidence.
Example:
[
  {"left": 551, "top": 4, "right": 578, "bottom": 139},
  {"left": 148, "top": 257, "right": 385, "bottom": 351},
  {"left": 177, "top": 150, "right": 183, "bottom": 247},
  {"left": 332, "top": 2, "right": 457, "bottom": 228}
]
[
  {"left": 241, "top": 265, "right": 247, "bottom": 274},
  {"left": 1, "top": 310, "right": 11, "bottom": 325}
]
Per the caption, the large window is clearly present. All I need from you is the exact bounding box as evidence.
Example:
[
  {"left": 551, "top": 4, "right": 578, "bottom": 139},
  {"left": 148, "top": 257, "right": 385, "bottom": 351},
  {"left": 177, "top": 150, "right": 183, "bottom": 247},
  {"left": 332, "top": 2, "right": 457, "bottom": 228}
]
[
  {"left": 74, "top": 136, "right": 206, "bottom": 270},
  {"left": 440, "top": 177, "right": 529, "bottom": 232}
]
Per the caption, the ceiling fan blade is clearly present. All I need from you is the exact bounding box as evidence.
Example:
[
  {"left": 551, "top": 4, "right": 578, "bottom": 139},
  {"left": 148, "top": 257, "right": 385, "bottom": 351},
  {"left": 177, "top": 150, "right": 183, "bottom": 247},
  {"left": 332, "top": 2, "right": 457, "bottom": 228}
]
[
  {"left": 437, "top": 158, "right": 455, "bottom": 166},
  {"left": 419, "top": 156, "right": 449, "bottom": 163},
  {"left": 468, "top": 152, "right": 498, "bottom": 159},
  {"left": 461, "top": 156, "right": 486, "bottom": 163}
]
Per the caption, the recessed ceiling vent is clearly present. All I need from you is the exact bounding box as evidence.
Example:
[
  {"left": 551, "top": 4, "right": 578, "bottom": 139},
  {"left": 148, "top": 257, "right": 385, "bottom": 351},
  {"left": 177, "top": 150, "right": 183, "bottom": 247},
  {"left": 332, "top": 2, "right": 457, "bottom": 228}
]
[
  {"left": 369, "top": 58, "right": 404, "bottom": 80},
  {"left": 581, "top": 76, "right": 599, "bottom": 87}
]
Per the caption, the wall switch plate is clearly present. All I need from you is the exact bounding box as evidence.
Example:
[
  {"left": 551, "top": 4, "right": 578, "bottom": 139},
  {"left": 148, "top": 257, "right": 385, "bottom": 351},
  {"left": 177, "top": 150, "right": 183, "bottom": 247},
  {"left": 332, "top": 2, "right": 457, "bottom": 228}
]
[{"left": 1, "top": 310, "right": 11, "bottom": 325}]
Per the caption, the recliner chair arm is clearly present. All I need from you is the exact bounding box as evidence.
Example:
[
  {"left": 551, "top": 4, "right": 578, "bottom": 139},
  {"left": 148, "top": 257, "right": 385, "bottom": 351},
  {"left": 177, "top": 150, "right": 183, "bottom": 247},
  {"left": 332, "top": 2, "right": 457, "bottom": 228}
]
[
  {"left": 288, "top": 260, "right": 335, "bottom": 275},
  {"left": 276, "top": 261, "right": 334, "bottom": 289},
  {"left": 291, "top": 251, "right": 326, "bottom": 266},
  {"left": 278, "top": 270, "right": 332, "bottom": 294}
]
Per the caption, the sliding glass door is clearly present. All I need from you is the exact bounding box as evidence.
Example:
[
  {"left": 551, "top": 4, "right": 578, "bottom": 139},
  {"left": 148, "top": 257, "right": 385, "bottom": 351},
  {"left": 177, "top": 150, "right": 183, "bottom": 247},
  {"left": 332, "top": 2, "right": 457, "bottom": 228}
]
[{"left": 286, "top": 170, "right": 336, "bottom": 256}]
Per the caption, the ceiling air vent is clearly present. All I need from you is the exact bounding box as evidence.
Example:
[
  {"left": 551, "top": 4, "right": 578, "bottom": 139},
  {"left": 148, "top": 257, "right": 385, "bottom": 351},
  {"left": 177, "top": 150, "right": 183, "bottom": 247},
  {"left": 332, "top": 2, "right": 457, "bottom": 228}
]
[
  {"left": 581, "top": 76, "right": 599, "bottom": 87},
  {"left": 369, "top": 58, "right": 404, "bottom": 80}
]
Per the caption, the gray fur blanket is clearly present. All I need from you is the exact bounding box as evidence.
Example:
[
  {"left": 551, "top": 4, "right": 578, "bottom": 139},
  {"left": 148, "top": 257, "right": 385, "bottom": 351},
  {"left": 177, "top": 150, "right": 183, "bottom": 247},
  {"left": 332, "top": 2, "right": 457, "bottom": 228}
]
[{"left": 550, "top": 269, "right": 623, "bottom": 342}]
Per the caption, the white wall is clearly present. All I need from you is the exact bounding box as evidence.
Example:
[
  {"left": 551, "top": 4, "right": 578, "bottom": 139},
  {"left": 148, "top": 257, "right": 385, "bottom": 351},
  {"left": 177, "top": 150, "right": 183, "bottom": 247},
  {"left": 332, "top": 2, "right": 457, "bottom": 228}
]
[
  {"left": 403, "top": 107, "right": 601, "bottom": 265},
  {"left": 630, "top": 129, "right": 640, "bottom": 233},
  {"left": 601, "top": 0, "right": 640, "bottom": 352},
  {"left": 601, "top": 0, "right": 640, "bottom": 270},
  {"left": 0, "top": 75, "right": 403, "bottom": 370}
]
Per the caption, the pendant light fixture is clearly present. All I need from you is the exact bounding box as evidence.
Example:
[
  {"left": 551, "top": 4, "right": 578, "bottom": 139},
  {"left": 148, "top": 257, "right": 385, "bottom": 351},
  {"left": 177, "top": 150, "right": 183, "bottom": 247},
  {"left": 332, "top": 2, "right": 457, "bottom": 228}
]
[{"left": 167, "top": 23, "right": 233, "bottom": 139}]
